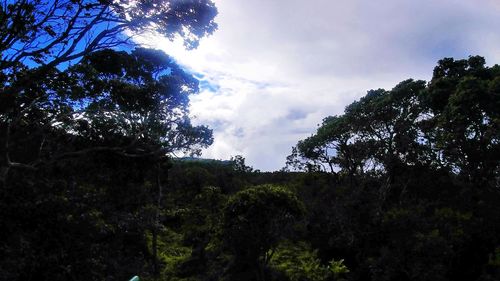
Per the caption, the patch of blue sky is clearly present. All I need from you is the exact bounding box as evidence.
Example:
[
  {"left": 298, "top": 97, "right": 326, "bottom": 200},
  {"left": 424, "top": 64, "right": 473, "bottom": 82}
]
[
  {"left": 192, "top": 72, "right": 205, "bottom": 79},
  {"left": 204, "top": 119, "right": 228, "bottom": 130},
  {"left": 255, "top": 81, "right": 273, "bottom": 90},
  {"left": 289, "top": 127, "right": 313, "bottom": 135},
  {"left": 198, "top": 79, "right": 221, "bottom": 93},
  {"left": 421, "top": 38, "right": 466, "bottom": 62},
  {"left": 233, "top": 127, "right": 244, "bottom": 138},
  {"left": 174, "top": 66, "right": 220, "bottom": 93},
  {"left": 286, "top": 109, "right": 308, "bottom": 121}
]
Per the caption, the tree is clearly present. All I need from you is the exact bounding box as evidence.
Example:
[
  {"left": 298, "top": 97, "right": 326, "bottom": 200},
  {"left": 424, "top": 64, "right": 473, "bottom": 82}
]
[
  {"left": 231, "top": 155, "right": 254, "bottom": 173},
  {"left": 0, "top": 47, "right": 214, "bottom": 280},
  {"left": 288, "top": 79, "right": 427, "bottom": 192},
  {"left": 0, "top": 0, "right": 218, "bottom": 185},
  {"left": 421, "top": 56, "right": 500, "bottom": 186},
  {"left": 0, "top": 47, "right": 213, "bottom": 181},
  {"left": 289, "top": 57, "right": 500, "bottom": 192},
  {"left": 286, "top": 56, "right": 500, "bottom": 281},
  {"left": 286, "top": 114, "right": 368, "bottom": 186},
  {"left": 0, "top": 0, "right": 217, "bottom": 70},
  {"left": 221, "top": 184, "right": 305, "bottom": 281}
]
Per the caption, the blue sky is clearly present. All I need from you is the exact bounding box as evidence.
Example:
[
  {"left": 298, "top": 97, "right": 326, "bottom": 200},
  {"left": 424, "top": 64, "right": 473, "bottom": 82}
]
[{"left": 137, "top": 0, "right": 500, "bottom": 171}]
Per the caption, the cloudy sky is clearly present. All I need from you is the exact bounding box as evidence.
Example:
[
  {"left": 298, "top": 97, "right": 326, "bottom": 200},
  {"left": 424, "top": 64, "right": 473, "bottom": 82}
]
[{"left": 139, "top": 0, "right": 500, "bottom": 171}]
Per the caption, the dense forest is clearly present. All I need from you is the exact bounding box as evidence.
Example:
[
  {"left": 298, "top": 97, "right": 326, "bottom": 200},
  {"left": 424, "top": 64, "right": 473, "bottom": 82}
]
[{"left": 1, "top": 0, "right": 499, "bottom": 281}]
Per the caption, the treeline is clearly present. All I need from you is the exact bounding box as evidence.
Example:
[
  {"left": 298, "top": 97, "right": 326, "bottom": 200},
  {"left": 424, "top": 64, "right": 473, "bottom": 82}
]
[
  {"left": 0, "top": 0, "right": 219, "bottom": 280},
  {"left": 1, "top": 56, "right": 499, "bottom": 281},
  {"left": 282, "top": 56, "right": 500, "bottom": 281},
  {"left": 1, "top": 0, "right": 500, "bottom": 280},
  {"left": 135, "top": 56, "right": 500, "bottom": 281}
]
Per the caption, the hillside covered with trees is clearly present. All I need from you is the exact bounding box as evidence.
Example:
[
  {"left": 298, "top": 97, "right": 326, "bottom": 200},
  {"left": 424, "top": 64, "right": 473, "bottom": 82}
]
[{"left": 1, "top": 1, "right": 499, "bottom": 281}]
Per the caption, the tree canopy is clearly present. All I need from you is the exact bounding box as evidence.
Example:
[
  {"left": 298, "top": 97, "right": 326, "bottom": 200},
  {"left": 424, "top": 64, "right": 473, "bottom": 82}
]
[
  {"left": 0, "top": 0, "right": 217, "bottom": 70},
  {"left": 0, "top": 1, "right": 218, "bottom": 280},
  {"left": 288, "top": 56, "right": 499, "bottom": 190},
  {"left": 1, "top": 0, "right": 217, "bottom": 185},
  {"left": 1, "top": 2, "right": 500, "bottom": 279}
]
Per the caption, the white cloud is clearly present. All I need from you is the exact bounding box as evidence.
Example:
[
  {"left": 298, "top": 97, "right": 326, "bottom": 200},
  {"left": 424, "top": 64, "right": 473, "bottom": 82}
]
[{"left": 137, "top": 0, "right": 500, "bottom": 171}]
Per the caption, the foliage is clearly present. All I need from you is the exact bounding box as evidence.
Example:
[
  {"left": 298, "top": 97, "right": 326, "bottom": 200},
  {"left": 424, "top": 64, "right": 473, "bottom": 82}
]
[
  {"left": 0, "top": 1, "right": 217, "bottom": 275},
  {"left": 288, "top": 56, "right": 499, "bottom": 190},
  {"left": 222, "top": 184, "right": 305, "bottom": 280},
  {"left": 0, "top": 0, "right": 218, "bottom": 184},
  {"left": 231, "top": 155, "right": 254, "bottom": 173},
  {"left": 144, "top": 228, "right": 192, "bottom": 281},
  {"left": 1, "top": 9, "right": 500, "bottom": 281},
  {"left": 0, "top": 0, "right": 217, "bottom": 71},
  {"left": 122, "top": 55, "right": 499, "bottom": 281},
  {"left": 286, "top": 56, "right": 500, "bottom": 281},
  {"left": 269, "top": 241, "right": 349, "bottom": 281}
]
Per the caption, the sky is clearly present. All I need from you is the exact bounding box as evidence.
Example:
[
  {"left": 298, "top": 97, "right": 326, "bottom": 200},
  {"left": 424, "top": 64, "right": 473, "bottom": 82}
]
[{"left": 138, "top": 0, "right": 500, "bottom": 171}]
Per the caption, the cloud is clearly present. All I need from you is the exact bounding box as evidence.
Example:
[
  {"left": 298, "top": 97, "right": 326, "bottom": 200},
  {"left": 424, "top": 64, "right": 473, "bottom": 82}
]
[{"left": 136, "top": 0, "right": 500, "bottom": 171}]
